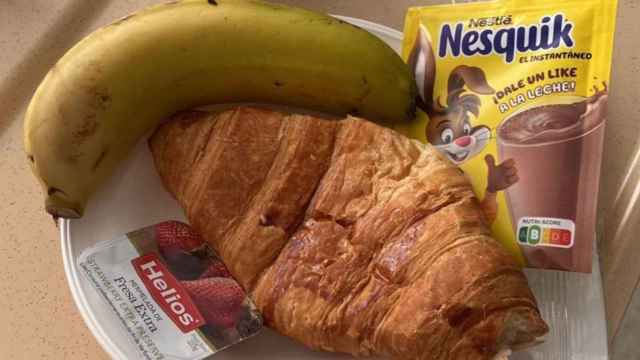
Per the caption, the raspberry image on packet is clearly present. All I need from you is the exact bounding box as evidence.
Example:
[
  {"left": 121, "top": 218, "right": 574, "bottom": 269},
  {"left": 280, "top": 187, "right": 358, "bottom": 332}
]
[{"left": 78, "top": 221, "right": 263, "bottom": 359}]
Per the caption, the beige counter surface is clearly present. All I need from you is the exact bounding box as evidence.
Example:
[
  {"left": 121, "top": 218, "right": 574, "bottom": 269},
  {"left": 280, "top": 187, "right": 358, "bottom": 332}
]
[{"left": 1, "top": 1, "right": 638, "bottom": 359}]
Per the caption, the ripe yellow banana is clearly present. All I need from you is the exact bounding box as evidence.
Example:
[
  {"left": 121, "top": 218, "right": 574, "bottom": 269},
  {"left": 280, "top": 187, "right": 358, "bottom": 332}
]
[{"left": 24, "top": 0, "right": 416, "bottom": 218}]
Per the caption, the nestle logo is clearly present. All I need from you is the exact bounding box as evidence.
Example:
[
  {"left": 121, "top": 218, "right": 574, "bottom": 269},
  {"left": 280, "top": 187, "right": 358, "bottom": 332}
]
[
  {"left": 132, "top": 254, "right": 205, "bottom": 333},
  {"left": 468, "top": 15, "right": 513, "bottom": 28}
]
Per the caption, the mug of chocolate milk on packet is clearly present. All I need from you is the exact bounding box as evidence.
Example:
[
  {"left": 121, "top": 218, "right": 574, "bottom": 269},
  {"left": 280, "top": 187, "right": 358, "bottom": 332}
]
[{"left": 398, "top": 0, "right": 617, "bottom": 272}]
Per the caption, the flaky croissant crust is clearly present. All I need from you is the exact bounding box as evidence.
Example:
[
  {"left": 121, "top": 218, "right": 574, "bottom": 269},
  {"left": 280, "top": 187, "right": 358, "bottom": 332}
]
[{"left": 149, "top": 107, "right": 548, "bottom": 360}]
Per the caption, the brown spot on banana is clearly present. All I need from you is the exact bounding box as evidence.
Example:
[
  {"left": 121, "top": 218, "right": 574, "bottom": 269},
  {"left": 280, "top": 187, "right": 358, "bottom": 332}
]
[
  {"left": 72, "top": 115, "right": 98, "bottom": 145},
  {"left": 92, "top": 148, "right": 110, "bottom": 172},
  {"left": 48, "top": 187, "right": 66, "bottom": 196},
  {"left": 71, "top": 88, "right": 110, "bottom": 145},
  {"left": 99, "top": 94, "right": 111, "bottom": 104},
  {"left": 208, "top": 0, "right": 218, "bottom": 5}
]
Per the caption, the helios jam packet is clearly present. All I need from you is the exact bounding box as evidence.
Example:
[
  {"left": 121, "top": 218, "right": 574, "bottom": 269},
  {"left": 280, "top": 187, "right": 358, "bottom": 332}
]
[
  {"left": 78, "top": 221, "right": 263, "bottom": 359},
  {"left": 398, "top": 0, "right": 618, "bottom": 272}
]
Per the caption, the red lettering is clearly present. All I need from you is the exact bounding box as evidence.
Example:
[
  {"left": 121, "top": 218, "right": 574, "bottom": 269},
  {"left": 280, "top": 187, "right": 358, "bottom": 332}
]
[{"left": 132, "top": 254, "right": 205, "bottom": 333}]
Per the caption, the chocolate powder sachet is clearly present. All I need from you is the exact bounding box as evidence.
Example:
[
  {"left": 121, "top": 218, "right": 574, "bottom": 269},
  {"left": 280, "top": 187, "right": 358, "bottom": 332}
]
[{"left": 398, "top": 0, "right": 618, "bottom": 272}]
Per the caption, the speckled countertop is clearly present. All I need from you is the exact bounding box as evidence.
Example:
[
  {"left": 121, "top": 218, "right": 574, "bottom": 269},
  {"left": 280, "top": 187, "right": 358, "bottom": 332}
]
[{"left": 0, "top": 1, "right": 638, "bottom": 359}]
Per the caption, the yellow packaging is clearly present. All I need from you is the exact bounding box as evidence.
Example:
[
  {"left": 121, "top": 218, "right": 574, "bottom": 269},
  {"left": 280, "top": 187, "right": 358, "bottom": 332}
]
[{"left": 399, "top": 0, "right": 617, "bottom": 272}]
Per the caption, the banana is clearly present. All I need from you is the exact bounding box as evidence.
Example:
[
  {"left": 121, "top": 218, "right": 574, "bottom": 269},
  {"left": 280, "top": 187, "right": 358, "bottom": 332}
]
[{"left": 24, "top": 0, "right": 416, "bottom": 218}]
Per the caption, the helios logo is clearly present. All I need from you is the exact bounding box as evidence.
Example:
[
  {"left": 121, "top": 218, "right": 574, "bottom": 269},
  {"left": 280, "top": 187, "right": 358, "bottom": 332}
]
[
  {"left": 438, "top": 14, "right": 575, "bottom": 63},
  {"left": 132, "top": 254, "right": 205, "bottom": 333}
]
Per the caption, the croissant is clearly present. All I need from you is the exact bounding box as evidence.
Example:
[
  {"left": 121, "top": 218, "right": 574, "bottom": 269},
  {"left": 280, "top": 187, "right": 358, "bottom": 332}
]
[{"left": 149, "top": 106, "right": 548, "bottom": 359}]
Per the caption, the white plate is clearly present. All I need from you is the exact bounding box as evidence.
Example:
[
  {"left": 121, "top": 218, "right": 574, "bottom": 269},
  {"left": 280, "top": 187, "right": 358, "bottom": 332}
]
[{"left": 60, "top": 16, "right": 609, "bottom": 360}]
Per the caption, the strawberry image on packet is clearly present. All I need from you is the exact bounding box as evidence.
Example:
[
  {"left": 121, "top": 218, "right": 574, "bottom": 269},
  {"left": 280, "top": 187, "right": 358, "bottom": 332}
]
[{"left": 78, "top": 221, "right": 263, "bottom": 359}]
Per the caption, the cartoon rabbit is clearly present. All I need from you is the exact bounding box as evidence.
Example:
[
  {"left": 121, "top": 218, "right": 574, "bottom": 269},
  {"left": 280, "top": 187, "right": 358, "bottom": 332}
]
[{"left": 408, "top": 25, "right": 519, "bottom": 224}]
